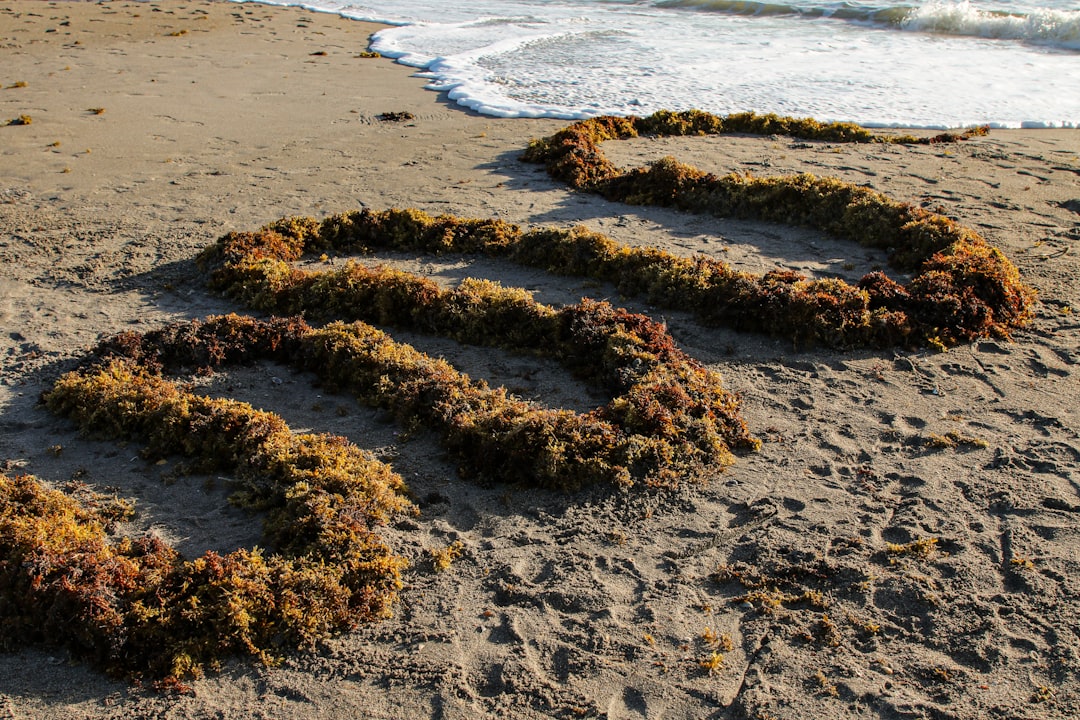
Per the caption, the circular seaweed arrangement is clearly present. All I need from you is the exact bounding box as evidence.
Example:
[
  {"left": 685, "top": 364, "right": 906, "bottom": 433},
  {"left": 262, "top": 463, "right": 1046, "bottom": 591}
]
[
  {"left": 519, "top": 110, "right": 1034, "bottom": 348},
  {"left": 206, "top": 198, "right": 1033, "bottom": 350}
]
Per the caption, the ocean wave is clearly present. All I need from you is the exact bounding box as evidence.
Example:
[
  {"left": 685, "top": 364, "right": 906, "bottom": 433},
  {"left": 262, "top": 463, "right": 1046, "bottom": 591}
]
[
  {"left": 655, "top": 0, "right": 911, "bottom": 23},
  {"left": 656, "top": 0, "right": 1080, "bottom": 50},
  {"left": 902, "top": 2, "right": 1080, "bottom": 50}
]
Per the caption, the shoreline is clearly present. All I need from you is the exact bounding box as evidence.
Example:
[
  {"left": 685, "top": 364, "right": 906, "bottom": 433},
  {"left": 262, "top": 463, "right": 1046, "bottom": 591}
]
[{"left": 3, "top": 1, "right": 1079, "bottom": 718}]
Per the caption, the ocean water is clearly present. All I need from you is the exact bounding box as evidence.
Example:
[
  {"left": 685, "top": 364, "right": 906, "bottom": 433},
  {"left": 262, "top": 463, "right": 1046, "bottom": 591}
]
[{"left": 244, "top": 0, "right": 1079, "bottom": 128}]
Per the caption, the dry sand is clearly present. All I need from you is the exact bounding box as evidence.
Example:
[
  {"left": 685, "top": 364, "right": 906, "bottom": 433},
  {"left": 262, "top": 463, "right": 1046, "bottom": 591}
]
[{"left": 2, "top": 1, "right": 1079, "bottom": 718}]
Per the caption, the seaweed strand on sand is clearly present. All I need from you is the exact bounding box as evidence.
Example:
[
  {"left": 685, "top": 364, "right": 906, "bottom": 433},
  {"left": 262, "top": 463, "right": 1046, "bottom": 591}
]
[
  {"left": 519, "top": 110, "right": 1032, "bottom": 348},
  {"left": 6, "top": 347, "right": 412, "bottom": 684}
]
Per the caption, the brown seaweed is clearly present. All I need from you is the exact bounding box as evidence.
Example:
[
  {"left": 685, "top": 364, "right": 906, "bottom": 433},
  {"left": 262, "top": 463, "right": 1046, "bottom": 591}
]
[
  {"left": 518, "top": 110, "right": 1027, "bottom": 347},
  {"left": 8, "top": 357, "right": 412, "bottom": 682}
]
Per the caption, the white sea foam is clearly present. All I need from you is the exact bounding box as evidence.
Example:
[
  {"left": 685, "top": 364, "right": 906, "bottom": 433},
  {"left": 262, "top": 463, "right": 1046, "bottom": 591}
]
[
  {"left": 239, "top": 0, "right": 1080, "bottom": 128},
  {"left": 663, "top": 0, "right": 1080, "bottom": 51},
  {"left": 902, "top": 1, "right": 1080, "bottom": 49}
]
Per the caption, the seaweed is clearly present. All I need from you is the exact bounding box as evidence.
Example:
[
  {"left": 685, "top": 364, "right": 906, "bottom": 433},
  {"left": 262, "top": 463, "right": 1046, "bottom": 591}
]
[
  {"left": 196, "top": 228, "right": 759, "bottom": 486},
  {"left": 23, "top": 107, "right": 1022, "bottom": 685},
  {"left": 522, "top": 110, "right": 988, "bottom": 190},
  {"left": 25, "top": 355, "right": 414, "bottom": 681},
  {"left": 203, "top": 197, "right": 1032, "bottom": 348},
  {"left": 27, "top": 309, "right": 721, "bottom": 684},
  {"left": 83, "top": 310, "right": 754, "bottom": 491},
  {"left": 377, "top": 112, "right": 415, "bottom": 122},
  {"left": 518, "top": 110, "right": 1029, "bottom": 347}
]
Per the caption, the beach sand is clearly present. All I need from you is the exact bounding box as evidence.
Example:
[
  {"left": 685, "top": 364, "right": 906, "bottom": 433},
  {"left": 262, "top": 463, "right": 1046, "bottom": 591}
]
[{"left": 2, "top": 1, "right": 1079, "bottom": 718}]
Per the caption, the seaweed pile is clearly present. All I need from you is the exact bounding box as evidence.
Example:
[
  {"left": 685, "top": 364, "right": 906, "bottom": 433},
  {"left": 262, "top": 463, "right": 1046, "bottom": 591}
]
[
  {"left": 207, "top": 197, "right": 1033, "bottom": 349},
  {"left": 4, "top": 318, "right": 417, "bottom": 683},
  {"left": 5, "top": 341, "right": 412, "bottom": 683},
  {"left": 58, "top": 307, "right": 755, "bottom": 494},
  {"left": 521, "top": 110, "right": 1033, "bottom": 348}
]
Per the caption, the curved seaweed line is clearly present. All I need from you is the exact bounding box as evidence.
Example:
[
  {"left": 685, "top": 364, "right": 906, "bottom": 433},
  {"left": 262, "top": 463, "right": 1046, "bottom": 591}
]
[
  {"left": 518, "top": 109, "right": 1035, "bottom": 348},
  {"left": 96, "top": 311, "right": 755, "bottom": 491},
  {"left": 7, "top": 337, "right": 413, "bottom": 684},
  {"left": 215, "top": 198, "right": 1032, "bottom": 350}
]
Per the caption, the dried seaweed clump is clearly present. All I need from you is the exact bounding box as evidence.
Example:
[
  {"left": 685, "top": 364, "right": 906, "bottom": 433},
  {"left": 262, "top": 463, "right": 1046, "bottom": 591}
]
[
  {"left": 24, "top": 352, "right": 413, "bottom": 681},
  {"left": 377, "top": 111, "right": 415, "bottom": 122},
  {"left": 519, "top": 110, "right": 1030, "bottom": 347}
]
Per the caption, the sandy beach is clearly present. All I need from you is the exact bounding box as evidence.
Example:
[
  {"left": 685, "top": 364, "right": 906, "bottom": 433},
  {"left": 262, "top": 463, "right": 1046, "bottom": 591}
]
[{"left": 2, "top": 1, "right": 1079, "bottom": 718}]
